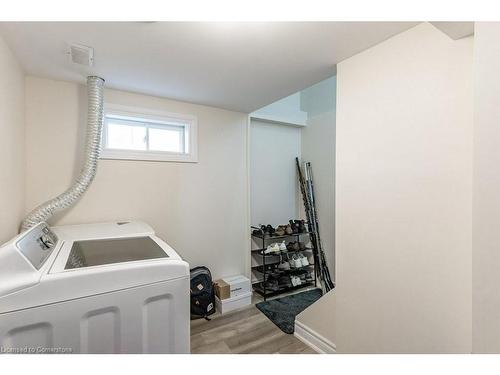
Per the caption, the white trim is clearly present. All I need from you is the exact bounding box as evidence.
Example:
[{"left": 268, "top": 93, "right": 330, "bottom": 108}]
[
  {"left": 100, "top": 149, "right": 196, "bottom": 163},
  {"left": 244, "top": 115, "right": 252, "bottom": 279},
  {"left": 294, "top": 320, "right": 337, "bottom": 354},
  {"left": 101, "top": 103, "right": 198, "bottom": 163},
  {"left": 250, "top": 114, "right": 307, "bottom": 128}
]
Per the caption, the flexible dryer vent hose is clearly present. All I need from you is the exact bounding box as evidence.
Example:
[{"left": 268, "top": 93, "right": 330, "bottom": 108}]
[{"left": 20, "top": 76, "right": 105, "bottom": 232}]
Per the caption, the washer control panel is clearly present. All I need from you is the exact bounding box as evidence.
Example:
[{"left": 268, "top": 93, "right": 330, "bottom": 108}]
[{"left": 16, "top": 223, "right": 58, "bottom": 270}]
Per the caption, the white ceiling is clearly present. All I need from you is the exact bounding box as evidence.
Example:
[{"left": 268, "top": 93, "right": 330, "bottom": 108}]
[
  {"left": 0, "top": 22, "right": 419, "bottom": 112},
  {"left": 430, "top": 22, "right": 474, "bottom": 40}
]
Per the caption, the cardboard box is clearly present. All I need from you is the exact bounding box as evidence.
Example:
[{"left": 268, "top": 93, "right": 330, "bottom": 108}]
[
  {"left": 214, "top": 279, "right": 230, "bottom": 300},
  {"left": 223, "top": 275, "right": 251, "bottom": 298},
  {"left": 215, "top": 292, "right": 252, "bottom": 314}
]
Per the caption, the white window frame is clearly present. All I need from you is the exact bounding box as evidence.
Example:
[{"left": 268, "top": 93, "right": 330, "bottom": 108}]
[{"left": 101, "top": 103, "right": 198, "bottom": 163}]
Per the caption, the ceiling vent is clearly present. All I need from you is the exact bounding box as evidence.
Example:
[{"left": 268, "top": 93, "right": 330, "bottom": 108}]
[{"left": 68, "top": 43, "right": 94, "bottom": 67}]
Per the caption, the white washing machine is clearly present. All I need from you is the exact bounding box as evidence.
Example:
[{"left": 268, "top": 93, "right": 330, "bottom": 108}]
[{"left": 0, "top": 221, "right": 190, "bottom": 354}]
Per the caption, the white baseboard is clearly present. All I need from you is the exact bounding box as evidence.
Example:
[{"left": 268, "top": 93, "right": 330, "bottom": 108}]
[{"left": 294, "top": 320, "right": 337, "bottom": 354}]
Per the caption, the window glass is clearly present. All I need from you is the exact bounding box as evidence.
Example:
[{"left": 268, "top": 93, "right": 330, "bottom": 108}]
[
  {"left": 101, "top": 107, "right": 197, "bottom": 162},
  {"left": 149, "top": 127, "right": 184, "bottom": 152},
  {"left": 107, "top": 120, "right": 147, "bottom": 150}
]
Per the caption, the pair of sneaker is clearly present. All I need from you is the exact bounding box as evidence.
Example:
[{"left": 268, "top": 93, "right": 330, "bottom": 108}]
[
  {"left": 264, "top": 241, "right": 287, "bottom": 254},
  {"left": 288, "top": 253, "right": 309, "bottom": 268},
  {"left": 279, "top": 275, "right": 292, "bottom": 288},
  {"left": 263, "top": 278, "right": 279, "bottom": 291},
  {"left": 275, "top": 225, "right": 285, "bottom": 236},
  {"left": 261, "top": 224, "right": 275, "bottom": 235},
  {"left": 275, "top": 224, "right": 294, "bottom": 236},
  {"left": 289, "top": 220, "right": 307, "bottom": 234},
  {"left": 287, "top": 254, "right": 301, "bottom": 268},
  {"left": 291, "top": 275, "right": 302, "bottom": 287},
  {"left": 264, "top": 243, "right": 279, "bottom": 254},
  {"left": 298, "top": 253, "right": 309, "bottom": 267},
  {"left": 286, "top": 241, "right": 307, "bottom": 252}
]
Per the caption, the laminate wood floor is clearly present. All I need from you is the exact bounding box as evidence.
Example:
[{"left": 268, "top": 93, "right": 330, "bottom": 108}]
[{"left": 190, "top": 303, "right": 316, "bottom": 354}]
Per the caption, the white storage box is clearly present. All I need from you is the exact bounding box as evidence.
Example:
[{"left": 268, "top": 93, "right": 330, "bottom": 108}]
[
  {"left": 215, "top": 291, "right": 252, "bottom": 314},
  {"left": 223, "top": 275, "right": 251, "bottom": 298}
]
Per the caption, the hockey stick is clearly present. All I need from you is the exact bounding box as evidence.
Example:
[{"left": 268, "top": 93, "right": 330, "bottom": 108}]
[
  {"left": 296, "top": 157, "right": 326, "bottom": 292},
  {"left": 305, "top": 162, "right": 334, "bottom": 290}
]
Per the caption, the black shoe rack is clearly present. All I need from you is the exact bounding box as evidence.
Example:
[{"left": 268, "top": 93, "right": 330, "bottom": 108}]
[{"left": 251, "top": 229, "right": 316, "bottom": 301}]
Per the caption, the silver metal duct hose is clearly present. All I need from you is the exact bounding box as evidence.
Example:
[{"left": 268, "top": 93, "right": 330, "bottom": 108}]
[{"left": 20, "top": 76, "right": 105, "bottom": 232}]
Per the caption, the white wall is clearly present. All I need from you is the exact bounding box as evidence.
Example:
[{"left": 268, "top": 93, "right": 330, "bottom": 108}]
[
  {"left": 298, "top": 22, "right": 474, "bottom": 353},
  {"left": 24, "top": 76, "right": 249, "bottom": 279},
  {"left": 300, "top": 76, "right": 336, "bottom": 274},
  {"left": 295, "top": 76, "right": 336, "bottom": 341},
  {"left": 0, "top": 36, "right": 24, "bottom": 244},
  {"left": 251, "top": 92, "right": 307, "bottom": 126},
  {"left": 250, "top": 120, "right": 301, "bottom": 226},
  {"left": 336, "top": 22, "right": 473, "bottom": 353},
  {"left": 472, "top": 22, "right": 500, "bottom": 353}
]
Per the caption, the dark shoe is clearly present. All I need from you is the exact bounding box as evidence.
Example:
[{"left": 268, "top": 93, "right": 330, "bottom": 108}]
[
  {"left": 278, "top": 275, "right": 292, "bottom": 288},
  {"left": 285, "top": 224, "right": 293, "bottom": 235},
  {"left": 263, "top": 278, "right": 279, "bottom": 291},
  {"left": 295, "top": 220, "right": 307, "bottom": 233},
  {"left": 252, "top": 227, "right": 263, "bottom": 236}
]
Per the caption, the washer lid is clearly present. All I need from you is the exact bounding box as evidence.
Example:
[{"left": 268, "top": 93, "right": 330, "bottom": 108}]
[
  {"left": 0, "top": 232, "right": 189, "bottom": 314},
  {"left": 65, "top": 236, "right": 168, "bottom": 269},
  {"left": 0, "top": 221, "right": 190, "bottom": 314}
]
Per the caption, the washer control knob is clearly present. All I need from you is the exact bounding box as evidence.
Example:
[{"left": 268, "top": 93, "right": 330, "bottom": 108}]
[{"left": 40, "top": 234, "right": 54, "bottom": 249}]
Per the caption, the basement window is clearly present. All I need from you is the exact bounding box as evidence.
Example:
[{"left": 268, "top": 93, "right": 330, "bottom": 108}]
[{"left": 101, "top": 104, "right": 198, "bottom": 162}]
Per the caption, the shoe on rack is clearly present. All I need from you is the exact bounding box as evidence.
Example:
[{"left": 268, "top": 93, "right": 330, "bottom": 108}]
[
  {"left": 293, "top": 255, "right": 303, "bottom": 269},
  {"left": 279, "top": 275, "right": 292, "bottom": 288},
  {"left": 252, "top": 226, "right": 263, "bottom": 236},
  {"left": 299, "top": 253, "right": 309, "bottom": 267},
  {"left": 275, "top": 225, "right": 286, "bottom": 236},
  {"left": 298, "top": 241, "right": 307, "bottom": 251},
  {"left": 279, "top": 241, "right": 287, "bottom": 251},
  {"left": 263, "top": 279, "right": 279, "bottom": 291},
  {"left": 289, "top": 220, "right": 299, "bottom": 234},
  {"left": 287, "top": 242, "right": 299, "bottom": 252},
  {"left": 278, "top": 259, "right": 290, "bottom": 271},
  {"left": 291, "top": 275, "right": 302, "bottom": 286},
  {"left": 285, "top": 224, "right": 294, "bottom": 235},
  {"left": 266, "top": 224, "right": 276, "bottom": 235},
  {"left": 287, "top": 253, "right": 296, "bottom": 269},
  {"left": 295, "top": 220, "right": 306, "bottom": 233},
  {"left": 264, "top": 243, "right": 280, "bottom": 254}
]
